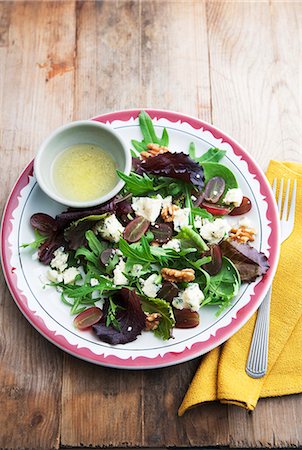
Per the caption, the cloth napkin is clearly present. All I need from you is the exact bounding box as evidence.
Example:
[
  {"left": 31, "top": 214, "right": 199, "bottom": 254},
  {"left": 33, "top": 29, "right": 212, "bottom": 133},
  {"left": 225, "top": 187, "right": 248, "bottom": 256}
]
[{"left": 178, "top": 161, "right": 302, "bottom": 415}]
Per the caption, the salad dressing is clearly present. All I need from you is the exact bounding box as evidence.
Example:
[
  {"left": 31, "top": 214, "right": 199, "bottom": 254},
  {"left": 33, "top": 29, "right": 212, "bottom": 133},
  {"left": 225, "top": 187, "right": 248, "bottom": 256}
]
[{"left": 52, "top": 144, "right": 117, "bottom": 202}]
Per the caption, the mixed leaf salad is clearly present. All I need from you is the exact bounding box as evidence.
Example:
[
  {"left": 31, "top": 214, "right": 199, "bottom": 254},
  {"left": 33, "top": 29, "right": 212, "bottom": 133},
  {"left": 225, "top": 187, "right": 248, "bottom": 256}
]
[{"left": 23, "top": 111, "right": 269, "bottom": 345}]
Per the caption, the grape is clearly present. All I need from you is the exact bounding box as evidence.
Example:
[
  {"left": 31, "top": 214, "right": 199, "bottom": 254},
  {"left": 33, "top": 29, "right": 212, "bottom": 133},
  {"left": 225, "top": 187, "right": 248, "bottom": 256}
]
[
  {"left": 229, "top": 196, "right": 252, "bottom": 215},
  {"left": 100, "top": 248, "right": 115, "bottom": 265},
  {"left": 204, "top": 177, "right": 225, "bottom": 203},
  {"left": 150, "top": 223, "right": 173, "bottom": 244},
  {"left": 202, "top": 244, "right": 222, "bottom": 275},
  {"left": 74, "top": 307, "right": 103, "bottom": 330},
  {"left": 123, "top": 216, "right": 150, "bottom": 242},
  {"left": 174, "top": 309, "right": 200, "bottom": 328},
  {"left": 157, "top": 281, "right": 179, "bottom": 303}
]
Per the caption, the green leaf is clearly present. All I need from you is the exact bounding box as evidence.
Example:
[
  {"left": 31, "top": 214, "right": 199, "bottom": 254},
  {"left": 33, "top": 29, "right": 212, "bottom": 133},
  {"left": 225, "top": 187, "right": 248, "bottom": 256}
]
[
  {"left": 201, "top": 257, "right": 240, "bottom": 314},
  {"left": 119, "top": 238, "right": 155, "bottom": 263},
  {"left": 196, "top": 148, "right": 226, "bottom": 163},
  {"left": 188, "top": 142, "right": 196, "bottom": 160},
  {"left": 85, "top": 230, "right": 107, "bottom": 256},
  {"left": 117, "top": 170, "right": 154, "bottom": 195},
  {"left": 75, "top": 246, "right": 99, "bottom": 267},
  {"left": 106, "top": 297, "right": 122, "bottom": 331},
  {"left": 191, "top": 207, "right": 214, "bottom": 220},
  {"left": 139, "top": 111, "right": 160, "bottom": 144},
  {"left": 201, "top": 162, "right": 238, "bottom": 193},
  {"left": 21, "top": 229, "right": 47, "bottom": 250},
  {"left": 177, "top": 226, "right": 209, "bottom": 252},
  {"left": 140, "top": 296, "right": 175, "bottom": 340},
  {"left": 184, "top": 183, "right": 194, "bottom": 227},
  {"left": 131, "top": 139, "right": 147, "bottom": 153},
  {"left": 160, "top": 128, "right": 169, "bottom": 146}
]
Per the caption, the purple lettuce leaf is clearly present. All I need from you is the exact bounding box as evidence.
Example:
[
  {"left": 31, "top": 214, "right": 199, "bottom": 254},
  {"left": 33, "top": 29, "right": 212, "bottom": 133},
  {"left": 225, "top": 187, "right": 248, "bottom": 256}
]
[
  {"left": 30, "top": 213, "right": 58, "bottom": 235},
  {"left": 220, "top": 240, "right": 270, "bottom": 283},
  {"left": 38, "top": 232, "right": 66, "bottom": 264},
  {"left": 136, "top": 152, "right": 205, "bottom": 189},
  {"left": 64, "top": 214, "right": 108, "bottom": 250},
  {"left": 92, "top": 288, "right": 146, "bottom": 345},
  {"left": 55, "top": 198, "right": 116, "bottom": 230}
]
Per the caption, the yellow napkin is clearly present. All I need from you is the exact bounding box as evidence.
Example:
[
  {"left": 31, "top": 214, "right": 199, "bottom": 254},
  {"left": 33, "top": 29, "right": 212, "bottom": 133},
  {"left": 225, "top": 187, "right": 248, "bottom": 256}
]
[{"left": 179, "top": 161, "right": 302, "bottom": 414}]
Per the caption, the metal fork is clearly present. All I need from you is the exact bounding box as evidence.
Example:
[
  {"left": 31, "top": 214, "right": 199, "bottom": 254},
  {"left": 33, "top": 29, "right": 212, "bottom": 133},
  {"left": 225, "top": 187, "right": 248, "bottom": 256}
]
[{"left": 246, "top": 178, "right": 297, "bottom": 378}]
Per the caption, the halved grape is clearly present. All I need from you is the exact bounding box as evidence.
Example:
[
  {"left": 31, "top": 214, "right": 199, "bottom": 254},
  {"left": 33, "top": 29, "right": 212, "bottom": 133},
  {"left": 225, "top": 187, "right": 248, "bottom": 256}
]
[
  {"left": 123, "top": 216, "right": 150, "bottom": 242},
  {"left": 174, "top": 309, "right": 200, "bottom": 328},
  {"left": 202, "top": 244, "right": 222, "bottom": 275},
  {"left": 74, "top": 307, "right": 103, "bottom": 330},
  {"left": 150, "top": 223, "right": 173, "bottom": 244},
  {"left": 204, "top": 177, "right": 225, "bottom": 203},
  {"left": 100, "top": 248, "right": 115, "bottom": 265},
  {"left": 157, "top": 281, "right": 179, "bottom": 303},
  {"left": 30, "top": 213, "right": 58, "bottom": 235},
  {"left": 229, "top": 196, "right": 252, "bottom": 216},
  {"left": 201, "top": 202, "right": 231, "bottom": 216}
]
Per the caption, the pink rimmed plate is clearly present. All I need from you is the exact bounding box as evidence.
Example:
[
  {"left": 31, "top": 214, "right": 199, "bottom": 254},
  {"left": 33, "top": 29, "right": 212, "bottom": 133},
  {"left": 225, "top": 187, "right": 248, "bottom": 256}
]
[{"left": 0, "top": 109, "right": 280, "bottom": 369}]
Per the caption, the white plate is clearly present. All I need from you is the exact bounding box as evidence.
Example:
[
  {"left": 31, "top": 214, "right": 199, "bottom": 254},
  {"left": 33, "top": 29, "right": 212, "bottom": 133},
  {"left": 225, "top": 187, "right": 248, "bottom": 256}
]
[{"left": 0, "top": 109, "right": 280, "bottom": 369}]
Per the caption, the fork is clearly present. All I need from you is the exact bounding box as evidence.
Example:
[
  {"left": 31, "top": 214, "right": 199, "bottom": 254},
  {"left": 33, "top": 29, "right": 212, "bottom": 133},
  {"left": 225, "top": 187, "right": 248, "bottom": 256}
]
[{"left": 246, "top": 178, "right": 297, "bottom": 378}]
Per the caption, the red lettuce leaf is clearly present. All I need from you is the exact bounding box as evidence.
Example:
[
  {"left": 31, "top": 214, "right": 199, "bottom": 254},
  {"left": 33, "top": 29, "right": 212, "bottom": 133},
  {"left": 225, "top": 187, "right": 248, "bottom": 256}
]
[
  {"left": 64, "top": 214, "right": 108, "bottom": 250},
  {"left": 55, "top": 199, "right": 116, "bottom": 229},
  {"left": 136, "top": 152, "right": 204, "bottom": 189},
  {"left": 38, "top": 232, "right": 66, "bottom": 264},
  {"left": 220, "top": 240, "right": 270, "bottom": 283},
  {"left": 30, "top": 213, "right": 58, "bottom": 235},
  {"left": 92, "top": 288, "right": 146, "bottom": 345}
]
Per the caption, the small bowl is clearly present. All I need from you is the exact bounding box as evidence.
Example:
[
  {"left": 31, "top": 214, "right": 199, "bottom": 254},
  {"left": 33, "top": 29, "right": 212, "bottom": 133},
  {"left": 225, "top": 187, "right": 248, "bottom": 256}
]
[{"left": 34, "top": 120, "right": 131, "bottom": 208}]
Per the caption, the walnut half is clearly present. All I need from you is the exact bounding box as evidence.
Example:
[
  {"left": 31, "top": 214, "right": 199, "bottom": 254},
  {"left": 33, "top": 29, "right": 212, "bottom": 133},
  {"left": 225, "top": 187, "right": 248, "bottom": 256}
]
[
  {"left": 140, "top": 143, "right": 170, "bottom": 160},
  {"left": 145, "top": 312, "right": 162, "bottom": 331},
  {"left": 161, "top": 268, "right": 195, "bottom": 283},
  {"left": 229, "top": 225, "right": 256, "bottom": 244},
  {"left": 161, "top": 204, "right": 179, "bottom": 223}
]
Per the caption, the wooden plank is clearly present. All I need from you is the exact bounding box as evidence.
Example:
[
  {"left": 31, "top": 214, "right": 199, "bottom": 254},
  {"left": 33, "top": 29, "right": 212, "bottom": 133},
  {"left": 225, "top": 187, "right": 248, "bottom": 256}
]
[
  {"left": 207, "top": 1, "right": 302, "bottom": 447},
  {"left": 0, "top": 2, "right": 76, "bottom": 449},
  {"left": 61, "top": 1, "right": 226, "bottom": 448}
]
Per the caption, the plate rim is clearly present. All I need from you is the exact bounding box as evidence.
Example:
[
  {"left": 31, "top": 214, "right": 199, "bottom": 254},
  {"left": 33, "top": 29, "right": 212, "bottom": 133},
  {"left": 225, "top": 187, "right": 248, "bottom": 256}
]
[{"left": 0, "top": 108, "right": 280, "bottom": 369}]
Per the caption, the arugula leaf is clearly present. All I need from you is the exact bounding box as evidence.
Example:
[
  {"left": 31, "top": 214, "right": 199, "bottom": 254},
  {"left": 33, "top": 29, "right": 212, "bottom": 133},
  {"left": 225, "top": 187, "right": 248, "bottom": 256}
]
[
  {"left": 201, "top": 257, "right": 240, "bottom": 314},
  {"left": 139, "top": 111, "right": 169, "bottom": 147},
  {"left": 75, "top": 246, "right": 100, "bottom": 267},
  {"left": 191, "top": 207, "right": 214, "bottom": 220},
  {"left": 117, "top": 170, "right": 155, "bottom": 196},
  {"left": 106, "top": 297, "right": 122, "bottom": 331},
  {"left": 188, "top": 142, "right": 196, "bottom": 160},
  {"left": 140, "top": 296, "right": 175, "bottom": 340},
  {"left": 131, "top": 139, "right": 146, "bottom": 153},
  {"left": 86, "top": 230, "right": 107, "bottom": 256},
  {"left": 184, "top": 183, "right": 194, "bottom": 227},
  {"left": 177, "top": 226, "right": 209, "bottom": 252},
  {"left": 21, "top": 229, "right": 47, "bottom": 249},
  {"left": 197, "top": 148, "right": 226, "bottom": 163}
]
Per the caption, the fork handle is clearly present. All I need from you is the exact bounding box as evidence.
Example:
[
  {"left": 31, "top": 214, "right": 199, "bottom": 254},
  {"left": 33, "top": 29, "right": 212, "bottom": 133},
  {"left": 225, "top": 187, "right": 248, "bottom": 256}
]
[{"left": 246, "top": 287, "right": 272, "bottom": 378}]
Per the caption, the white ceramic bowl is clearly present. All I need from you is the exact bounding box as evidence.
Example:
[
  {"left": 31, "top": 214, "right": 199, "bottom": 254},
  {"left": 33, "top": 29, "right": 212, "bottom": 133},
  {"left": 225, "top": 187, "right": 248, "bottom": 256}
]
[{"left": 34, "top": 120, "right": 131, "bottom": 208}]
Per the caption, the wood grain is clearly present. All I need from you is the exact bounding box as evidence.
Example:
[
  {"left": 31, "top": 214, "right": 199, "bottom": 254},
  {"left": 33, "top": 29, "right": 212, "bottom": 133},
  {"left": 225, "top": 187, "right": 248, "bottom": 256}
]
[
  {"left": 0, "top": 2, "right": 76, "bottom": 449},
  {"left": 0, "top": 1, "right": 301, "bottom": 449}
]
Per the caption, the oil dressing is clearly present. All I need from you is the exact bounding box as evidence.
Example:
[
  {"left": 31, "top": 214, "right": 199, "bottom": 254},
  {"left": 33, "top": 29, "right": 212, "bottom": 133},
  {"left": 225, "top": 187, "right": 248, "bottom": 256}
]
[{"left": 52, "top": 144, "right": 117, "bottom": 202}]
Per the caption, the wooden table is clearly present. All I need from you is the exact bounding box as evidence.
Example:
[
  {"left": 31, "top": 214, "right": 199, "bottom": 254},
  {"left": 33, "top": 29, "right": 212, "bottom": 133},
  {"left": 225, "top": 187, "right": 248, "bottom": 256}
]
[{"left": 0, "top": 1, "right": 301, "bottom": 449}]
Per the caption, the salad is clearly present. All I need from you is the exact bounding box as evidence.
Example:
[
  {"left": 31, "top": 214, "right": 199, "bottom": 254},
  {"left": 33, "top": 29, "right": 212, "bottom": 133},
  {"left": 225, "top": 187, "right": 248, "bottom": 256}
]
[{"left": 23, "top": 111, "right": 269, "bottom": 345}]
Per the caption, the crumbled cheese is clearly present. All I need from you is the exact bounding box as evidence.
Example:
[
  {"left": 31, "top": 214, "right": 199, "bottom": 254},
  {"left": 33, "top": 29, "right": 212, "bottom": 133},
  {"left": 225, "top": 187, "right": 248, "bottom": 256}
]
[
  {"left": 141, "top": 273, "right": 161, "bottom": 298},
  {"left": 113, "top": 258, "right": 128, "bottom": 286},
  {"left": 132, "top": 195, "right": 162, "bottom": 224},
  {"left": 199, "top": 218, "right": 231, "bottom": 244},
  {"left": 173, "top": 208, "right": 190, "bottom": 231},
  {"left": 95, "top": 214, "right": 124, "bottom": 243},
  {"left": 194, "top": 216, "right": 209, "bottom": 229},
  {"left": 47, "top": 269, "right": 63, "bottom": 283},
  {"left": 223, "top": 188, "right": 243, "bottom": 207},
  {"left": 50, "top": 247, "right": 68, "bottom": 272},
  {"left": 172, "top": 283, "right": 204, "bottom": 312},
  {"left": 62, "top": 267, "right": 80, "bottom": 285},
  {"left": 131, "top": 264, "right": 143, "bottom": 277},
  {"left": 162, "top": 239, "right": 181, "bottom": 252},
  {"left": 161, "top": 195, "right": 172, "bottom": 208},
  {"left": 90, "top": 278, "right": 99, "bottom": 287}
]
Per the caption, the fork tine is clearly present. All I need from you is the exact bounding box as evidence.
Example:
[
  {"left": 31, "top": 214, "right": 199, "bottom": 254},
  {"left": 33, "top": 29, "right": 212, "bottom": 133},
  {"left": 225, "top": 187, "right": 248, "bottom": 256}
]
[
  {"left": 272, "top": 178, "right": 277, "bottom": 196},
  {"left": 277, "top": 178, "right": 284, "bottom": 214},
  {"left": 281, "top": 179, "right": 291, "bottom": 221},
  {"left": 288, "top": 179, "right": 297, "bottom": 224}
]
